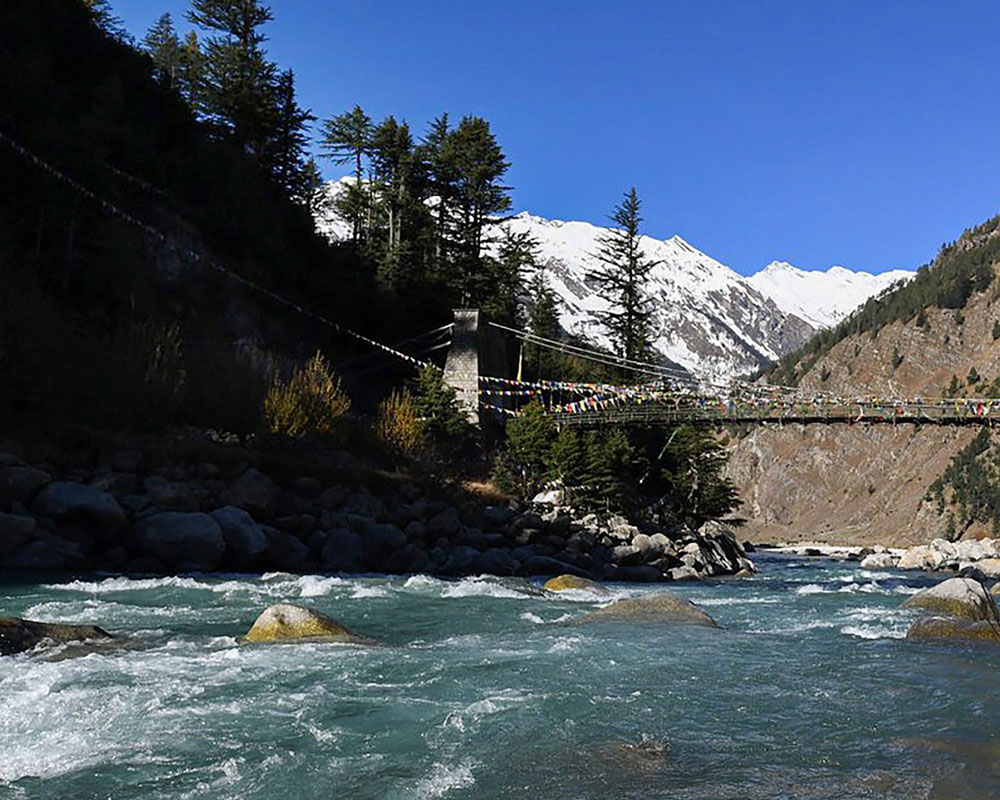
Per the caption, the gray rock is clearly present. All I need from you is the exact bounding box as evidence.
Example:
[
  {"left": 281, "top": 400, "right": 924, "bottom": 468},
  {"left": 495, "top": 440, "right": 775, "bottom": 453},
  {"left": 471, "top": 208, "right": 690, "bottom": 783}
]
[
  {"left": 133, "top": 512, "right": 226, "bottom": 571},
  {"left": 223, "top": 469, "right": 276, "bottom": 514},
  {"left": 669, "top": 566, "right": 701, "bottom": 581},
  {"left": 476, "top": 548, "right": 521, "bottom": 576},
  {"left": 483, "top": 505, "right": 512, "bottom": 528},
  {"left": 403, "top": 520, "right": 426, "bottom": 540},
  {"left": 317, "top": 485, "right": 349, "bottom": 510},
  {"left": 144, "top": 478, "right": 211, "bottom": 512},
  {"left": 342, "top": 489, "right": 385, "bottom": 519},
  {"left": 320, "top": 529, "right": 364, "bottom": 572},
  {"left": 612, "top": 544, "right": 643, "bottom": 567},
  {"left": 439, "top": 546, "right": 481, "bottom": 575},
  {"left": 360, "top": 523, "right": 407, "bottom": 567},
  {"left": 860, "top": 552, "right": 896, "bottom": 570},
  {"left": 519, "top": 555, "right": 590, "bottom": 578},
  {"left": 0, "top": 465, "right": 51, "bottom": 506},
  {"left": 32, "top": 481, "right": 126, "bottom": 531},
  {"left": 3, "top": 540, "right": 65, "bottom": 569},
  {"left": 427, "top": 507, "right": 462, "bottom": 537},
  {"left": 289, "top": 476, "right": 323, "bottom": 498},
  {"left": 0, "top": 617, "right": 115, "bottom": 656},
  {"left": 0, "top": 512, "right": 37, "bottom": 558},
  {"left": 263, "top": 527, "right": 310, "bottom": 571},
  {"left": 614, "top": 564, "right": 664, "bottom": 582},
  {"left": 384, "top": 544, "right": 431, "bottom": 574},
  {"left": 211, "top": 506, "right": 268, "bottom": 557},
  {"left": 901, "top": 577, "right": 1000, "bottom": 623}
]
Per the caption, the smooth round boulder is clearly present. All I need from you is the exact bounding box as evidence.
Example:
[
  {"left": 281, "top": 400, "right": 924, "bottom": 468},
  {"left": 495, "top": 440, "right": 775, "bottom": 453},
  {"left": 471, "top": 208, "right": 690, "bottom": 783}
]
[
  {"left": 581, "top": 592, "right": 718, "bottom": 627},
  {"left": 906, "top": 616, "right": 1000, "bottom": 644},
  {"left": 32, "top": 481, "right": 125, "bottom": 531},
  {"left": 211, "top": 506, "right": 268, "bottom": 557},
  {"left": 0, "top": 617, "right": 114, "bottom": 656},
  {"left": 901, "top": 577, "right": 1000, "bottom": 623},
  {"left": 243, "top": 603, "right": 371, "bottom": 644},
  {"left": 133, "top": 512, "right": 225, "bottom": 571},
  {"left": 544, "top": 574, "right": 609, "bottom": 594}
]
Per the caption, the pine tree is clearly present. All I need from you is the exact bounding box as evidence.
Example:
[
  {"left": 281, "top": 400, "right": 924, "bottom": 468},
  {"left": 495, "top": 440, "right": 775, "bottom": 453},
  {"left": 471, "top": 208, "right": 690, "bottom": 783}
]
[
  {"left": 481, "top": 227, "right": 537, "bottom": 327},
  {"left": 186, "top": 0, "right": 278, "bottom": 156},
  {"left": 445, "top": 116, "right": 511, "bottom": 304},
  {"left": 176, "top": 31, "right": 206, "bottom": 107},
  {"left": 419, "top": 113, "right": 455, "bottom": 276},
  {"left": 550, "top": 426, "right": 586, "bottom": 505},
  {"left": 143, "top": 13, "right": 181, "bottom": 89},
  {"left": 320, "top": 105, "right": 374, "bottom": 242},
  {"left": 526, "top": 260, "right": 561, "bottom": 378},
  {"left": 588, "top": 187, "right": 656, "bottom": 370},
  {"left": 369, "top": 116, "right": 420, "bottom": 287},
  {"left": 264, "top": 69, "right": 315, "bottom": 199}
]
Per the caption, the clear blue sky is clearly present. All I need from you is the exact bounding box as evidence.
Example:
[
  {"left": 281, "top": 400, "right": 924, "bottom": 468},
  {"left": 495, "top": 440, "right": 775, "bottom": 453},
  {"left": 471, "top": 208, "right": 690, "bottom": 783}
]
[{"left": 115, "top": 0, "right": 1000, "bottom": 276}]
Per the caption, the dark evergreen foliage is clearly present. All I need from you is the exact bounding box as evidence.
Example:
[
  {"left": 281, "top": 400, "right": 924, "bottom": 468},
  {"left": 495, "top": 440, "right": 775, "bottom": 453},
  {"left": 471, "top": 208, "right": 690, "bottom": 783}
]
[{"left": 588, "top": 187, "right": 656, "bottom": 368}]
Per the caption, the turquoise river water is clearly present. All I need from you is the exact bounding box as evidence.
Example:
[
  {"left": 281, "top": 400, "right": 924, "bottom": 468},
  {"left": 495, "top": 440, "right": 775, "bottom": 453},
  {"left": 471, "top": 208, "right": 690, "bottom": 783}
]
[{"left": 2, "top": 555, "right": 1000, "bottom": 799}]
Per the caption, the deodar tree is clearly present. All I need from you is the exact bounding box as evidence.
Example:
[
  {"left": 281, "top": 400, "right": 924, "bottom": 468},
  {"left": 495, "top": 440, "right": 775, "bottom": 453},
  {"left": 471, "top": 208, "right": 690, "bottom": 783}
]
[{"left": 589, "top": 187, "right": 656, "bottom": 370}]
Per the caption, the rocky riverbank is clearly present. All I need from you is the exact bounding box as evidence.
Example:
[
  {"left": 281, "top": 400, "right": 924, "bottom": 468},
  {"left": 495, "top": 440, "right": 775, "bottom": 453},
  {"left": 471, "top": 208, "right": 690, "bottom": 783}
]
[
  {"left": 761, "top": 537, "right": 1000, "bottom": 577},
  {"left": 0, "top": 447, "right": 754, "bottom": 582}
]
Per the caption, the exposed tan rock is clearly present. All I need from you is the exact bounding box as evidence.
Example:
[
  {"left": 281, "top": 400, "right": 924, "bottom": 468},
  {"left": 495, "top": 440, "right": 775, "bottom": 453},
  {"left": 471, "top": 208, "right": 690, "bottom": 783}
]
[
  {"left": 544, "top": 574, "right": 609, "bottom": 594},
  {"left": 906, "top": 616, "right": 1000, "bottom": 644},
  {"left": 580, "top": 592, "right": 718, "bottom": 627},
  {"left": 243, "top": 603, "right": 372, "bottom": 644}
]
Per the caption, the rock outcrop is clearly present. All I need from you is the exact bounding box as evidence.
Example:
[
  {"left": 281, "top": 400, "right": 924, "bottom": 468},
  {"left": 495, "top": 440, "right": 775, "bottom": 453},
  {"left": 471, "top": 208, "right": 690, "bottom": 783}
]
[
  {"left": 901, "top": 577, "right": 1000, "bottom": 623},
  {"left": 0, "top": 617, "right": 115, "bottom": 656},
  {"left": 243, "top": 603, "right": 371, "bottom": 644},
  {"left": 544, "top": 574, "right": 609, "bottom": 594},
  {"left": 903, "top": 577, "right": 1000, "bottom": 644},
  {"left": 580, "top": 592, "right": 718, "bottom": 628}
]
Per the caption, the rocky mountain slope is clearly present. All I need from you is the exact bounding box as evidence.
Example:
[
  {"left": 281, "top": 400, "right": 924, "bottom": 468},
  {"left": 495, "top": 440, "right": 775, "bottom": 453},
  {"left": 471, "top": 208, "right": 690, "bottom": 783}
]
[
  {"left": 313, "top": 179, "right": 910, "bottom": 379},
  {"left": 727, "top": 215, "right": 1000, "bottom": 547}
]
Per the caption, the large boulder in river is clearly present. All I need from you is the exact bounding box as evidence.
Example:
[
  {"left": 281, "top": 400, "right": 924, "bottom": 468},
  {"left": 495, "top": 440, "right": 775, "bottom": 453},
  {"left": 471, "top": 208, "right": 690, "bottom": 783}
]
[
  {"left": 32, "top": 481, "right": 125, "bottom": 532},
  {"left": 133, "top": 511, "right": 225, "bottom": 571},
  {"left": 581, "top": 592, "right": 718, "bottom": 627},
  {"left": 243, "top": 603, "right": 372, "bottom": 644},
  {"left": 901, "top": 577, "right": 1000, "bottom": 623},
  {"left": 860, "top": 552, "right": 896, "bottom": 570},
  {"left": 906, "top": 616, "right": 1000, "bottom": 644},
  {"left": 0, "top": 617, "right": 114, "bottom": 656},
  {"left": 544, "top": 574, "right": 609, "bottom": 594}
]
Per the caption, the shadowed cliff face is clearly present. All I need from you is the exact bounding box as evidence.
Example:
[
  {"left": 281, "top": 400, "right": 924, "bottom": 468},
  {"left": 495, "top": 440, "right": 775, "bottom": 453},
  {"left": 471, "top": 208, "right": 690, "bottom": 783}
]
[{"left": 727, "top": 223, "right": 1000, "bottom": 547}]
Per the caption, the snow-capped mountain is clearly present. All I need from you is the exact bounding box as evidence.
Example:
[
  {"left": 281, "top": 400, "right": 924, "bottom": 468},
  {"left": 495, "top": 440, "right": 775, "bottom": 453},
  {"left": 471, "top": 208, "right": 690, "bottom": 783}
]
[
  {"left": 312, "top": 179, "right": 913, "bottom": 379},
  {"left": 747, "top": 261, "right": 913, "bottom": 328}
]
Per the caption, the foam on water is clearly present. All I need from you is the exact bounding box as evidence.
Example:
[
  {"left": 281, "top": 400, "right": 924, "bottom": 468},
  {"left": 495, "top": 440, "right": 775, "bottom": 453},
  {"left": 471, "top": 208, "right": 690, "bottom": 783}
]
[
  {"left": 3, "top": 557, "right": 997, "bottom": 798},
  {"left": 411, "top": 761, "right": 475, "bottom": 798}
]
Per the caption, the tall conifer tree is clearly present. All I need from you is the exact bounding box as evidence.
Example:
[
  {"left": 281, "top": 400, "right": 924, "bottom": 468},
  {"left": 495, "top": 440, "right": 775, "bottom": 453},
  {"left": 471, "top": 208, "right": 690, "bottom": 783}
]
[
  {"left": 588, "top": 187, "right": 656, "bottom": 369},
  {"left": 143, "top": 13, "right": 181, "bottom": 89},
  {"left": 320, "top": 105, "right": 374, "bottom": 243}
]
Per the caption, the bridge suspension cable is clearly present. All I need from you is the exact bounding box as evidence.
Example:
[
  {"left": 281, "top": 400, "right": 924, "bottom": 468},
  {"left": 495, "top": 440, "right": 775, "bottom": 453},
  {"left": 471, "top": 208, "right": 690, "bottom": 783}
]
[{"left": 0, "top": 129, "right": 433, "bottom": 373}]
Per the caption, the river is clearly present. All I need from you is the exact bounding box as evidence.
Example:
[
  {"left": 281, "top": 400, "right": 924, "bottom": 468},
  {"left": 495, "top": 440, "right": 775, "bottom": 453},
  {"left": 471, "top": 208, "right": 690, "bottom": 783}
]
[{"left": 2, "top": 555, "right": 999, "bottom": 799}]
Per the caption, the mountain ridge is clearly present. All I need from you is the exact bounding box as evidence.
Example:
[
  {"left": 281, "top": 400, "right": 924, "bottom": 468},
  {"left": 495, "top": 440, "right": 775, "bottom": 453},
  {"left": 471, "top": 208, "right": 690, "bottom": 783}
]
[{"left": 314, "top": 178, "right": 913, "bottom": 379}]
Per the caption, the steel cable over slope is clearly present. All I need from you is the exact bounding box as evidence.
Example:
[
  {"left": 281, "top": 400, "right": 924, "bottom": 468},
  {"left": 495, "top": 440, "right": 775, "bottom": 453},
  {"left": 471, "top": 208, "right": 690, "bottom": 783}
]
[{"left": 0, "top": 129, "right": 433, "bottom": 372}]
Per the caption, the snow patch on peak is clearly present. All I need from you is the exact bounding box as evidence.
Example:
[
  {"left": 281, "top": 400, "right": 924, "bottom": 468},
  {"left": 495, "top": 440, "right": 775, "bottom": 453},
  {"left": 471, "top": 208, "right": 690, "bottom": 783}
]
[{"left": 747, "top": 261, "right": 913, "bottom": 328}]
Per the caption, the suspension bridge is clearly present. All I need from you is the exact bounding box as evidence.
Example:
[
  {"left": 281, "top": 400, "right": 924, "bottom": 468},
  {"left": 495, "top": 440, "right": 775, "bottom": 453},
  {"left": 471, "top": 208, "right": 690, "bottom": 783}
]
[{"left": 5, "top": 127, "right": 999, "bottom": 431}]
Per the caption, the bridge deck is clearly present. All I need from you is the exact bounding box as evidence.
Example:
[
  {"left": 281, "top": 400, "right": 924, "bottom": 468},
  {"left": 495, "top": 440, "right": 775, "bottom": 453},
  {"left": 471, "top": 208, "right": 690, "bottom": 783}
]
[{"left": 549, "top": 402, "right": 998, "bottom": 427}]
